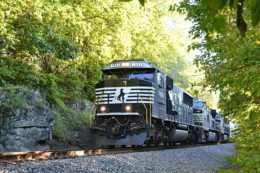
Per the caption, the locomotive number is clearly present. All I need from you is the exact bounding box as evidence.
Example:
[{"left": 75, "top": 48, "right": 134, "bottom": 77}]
[
  {"left": 131, "top": 62, "right": 143, "bottom": 67},
  {"left": 111, "top": 63, "right": 121, "bottom": 68}
]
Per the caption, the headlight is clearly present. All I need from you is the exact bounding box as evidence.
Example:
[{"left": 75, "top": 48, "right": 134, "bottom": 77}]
[
  {"left": 125, "top": 105, "right": 132, "bottom": 112},
  {"left": 100, "top": 106, "right": 106, "bottom": 112}
]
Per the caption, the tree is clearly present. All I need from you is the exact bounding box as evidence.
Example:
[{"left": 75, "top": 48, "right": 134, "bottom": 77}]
[{"left": 176, "top": 0, "right": 260, "bottom": 171}]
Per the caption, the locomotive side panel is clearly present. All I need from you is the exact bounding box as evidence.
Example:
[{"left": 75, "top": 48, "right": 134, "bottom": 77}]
[
  {"left": 172, "top": 85, "right": 194, "bottom": 126},
  {"left": 152, "top": 85, "right": 166, "bottom": 120},
  {"left": 152, "top": 71, "right": 166, "bottom": 120}
]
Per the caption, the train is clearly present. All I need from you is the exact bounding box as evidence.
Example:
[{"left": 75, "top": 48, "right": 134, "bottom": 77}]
[{"left": 91, "top": 60, "right": 230, "bottom": 146}]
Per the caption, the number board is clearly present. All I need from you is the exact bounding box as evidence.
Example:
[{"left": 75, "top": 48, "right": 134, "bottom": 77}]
[{"left": 103, "top": 60, "right": 154, "bottom": 70}]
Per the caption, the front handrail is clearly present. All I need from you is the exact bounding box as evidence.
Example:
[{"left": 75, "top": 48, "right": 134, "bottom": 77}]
[
  {"left": 138, "top": 93, "right": 148, "bottom": 125},
  {"left": 150, "top": 95, "right": 152, "bottom": 126}
]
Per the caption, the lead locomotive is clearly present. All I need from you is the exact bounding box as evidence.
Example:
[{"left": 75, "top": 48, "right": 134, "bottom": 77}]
[{"left": 91, "top": 60, "right": 230, "bottom": 146}]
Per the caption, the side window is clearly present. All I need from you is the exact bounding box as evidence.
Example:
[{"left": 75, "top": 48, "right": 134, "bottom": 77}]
[
  {"left": 160, "top": 76, "right": 164, "bottom": 87},
  {"left": 157, "top": 73, "right": 164, "bottom": 87},
  {"left": 168, "top": 91, "right": 173, "bottom": 100},
  {"left": 172, "top": 94, "right": 176, "bottom": 110},
  {"left": 177, "top": 95, "right": 180, "bottom": 105}
]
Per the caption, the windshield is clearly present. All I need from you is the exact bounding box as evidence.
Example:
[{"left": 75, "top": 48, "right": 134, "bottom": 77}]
[
  {"left": 129, "top": 73, "right": 154, "bottom": 80},
  {"left": 193, "top": 101, "right": 205, "bottom": 108},
  {"left": 104, "top": 71, "right": 154, "bottom": 82}
]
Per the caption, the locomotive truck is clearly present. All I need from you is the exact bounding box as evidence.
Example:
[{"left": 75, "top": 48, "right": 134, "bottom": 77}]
[{"left": 91, "top": 60, "right": 230, "bottom": 146}]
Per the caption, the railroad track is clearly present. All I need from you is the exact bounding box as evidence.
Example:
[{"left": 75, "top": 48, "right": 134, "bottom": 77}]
[{"left": 0, "top": 143, "right": 223, "bottom": 164}]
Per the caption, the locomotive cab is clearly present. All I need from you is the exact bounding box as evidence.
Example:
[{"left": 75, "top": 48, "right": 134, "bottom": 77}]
[
  {"left": 95, "top": 60, "right": 157, "bottom": 117},
  {"left": 193, "top": 98, "right": 209, "bottom": 130}
]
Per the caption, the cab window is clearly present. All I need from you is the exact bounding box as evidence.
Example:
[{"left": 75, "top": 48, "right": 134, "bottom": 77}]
[
  {"left": 103, "top": 71, "right": 155, "bottom": 82},
  {"left": 129, "top": 73, "right": 154, "bottom": 81},
  {"left": 157, "top": 73, "right": 164, "bottom": 87}
]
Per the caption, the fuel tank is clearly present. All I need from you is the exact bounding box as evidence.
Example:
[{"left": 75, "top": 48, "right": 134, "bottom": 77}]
[{"left": 166, "top": 128, "right": 189, "bottom": 142}]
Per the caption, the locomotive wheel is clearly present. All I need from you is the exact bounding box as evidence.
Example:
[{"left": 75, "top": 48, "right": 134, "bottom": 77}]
[
  {"left": 155, "top": 140, "right": 160, "bottom": 146},
  {"left": 155, "top": 136, "right": 162, "bottom": 146},
  {"left": 109, "top": 145, "right": 115, "bottom": 149},
  {"left": 145, "top": 142, "right": 151, "bottom": 147},
  {"left": 170, "top": 142, "right": 175, "bottom": 146},
  {"left": 145, "top": 137, "right": 152, "bottom": 147}
]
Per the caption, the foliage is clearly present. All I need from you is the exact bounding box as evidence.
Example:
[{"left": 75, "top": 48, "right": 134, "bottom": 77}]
[
  {"left": 176, "top": 0, "right": 260, "bottom": 171},
  {"left": 175, "top": 0, "right": 260, "bottom": 37},
  {"left": 0, "top": 58, "right": 40, "bottom": 87},
  {"left": 52, "top": 104, "right": 93, "bottom": 142},
  {"left": 0, "top": 85, "right": 27, "bottom": 109}
]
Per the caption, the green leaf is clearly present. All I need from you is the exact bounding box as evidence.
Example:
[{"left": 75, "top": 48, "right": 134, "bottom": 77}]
[
  {"left": 139, "top": 0, "right": 145, "bottom": 6},
  {"left": 202, "top": 0, "right": 227, "bottom": 12},
  {"left": 250, "top": 0, "right": 260, "bottom": 26},
  {"left": 213, "top": 16, "right": 227, "bottom": 32},
  {"left": 229, "top": 0, "right": 235, "bottom": 8}
]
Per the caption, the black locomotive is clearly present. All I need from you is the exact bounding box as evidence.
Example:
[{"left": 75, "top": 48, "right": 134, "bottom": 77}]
[{"left": 91, "top": 60, "right": 230, "bottom": 146}]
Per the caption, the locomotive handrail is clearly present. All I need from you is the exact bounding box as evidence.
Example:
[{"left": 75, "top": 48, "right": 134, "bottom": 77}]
[
  {"left": 150, "top": 95, "right": 152, "bottom": 126},
  {"left": 138, "top": 94, "right": 148, "bottom": 125},
  {"left": 97, "top": 95, "right": 100, "bottom": 105},
  {"left": 90, "top": 100, "right": 97, "bottom": 125}
]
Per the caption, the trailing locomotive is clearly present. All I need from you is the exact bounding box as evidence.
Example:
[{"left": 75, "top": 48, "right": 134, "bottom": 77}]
[
  {"left": 193, "top": 97, "right": 230, "bottom": 142},
  {"left": 91, "top": 60, "right": 230, "bottom": 146}
]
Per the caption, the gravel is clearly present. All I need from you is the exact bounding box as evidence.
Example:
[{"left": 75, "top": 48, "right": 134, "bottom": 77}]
[{"left": 0, "top": 143, "right": 236, "bottom": 173}]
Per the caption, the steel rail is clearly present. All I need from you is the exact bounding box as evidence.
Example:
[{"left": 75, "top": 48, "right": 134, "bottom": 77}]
[{"left": 0, "top": 143, "right": 227, "bottom": 164}]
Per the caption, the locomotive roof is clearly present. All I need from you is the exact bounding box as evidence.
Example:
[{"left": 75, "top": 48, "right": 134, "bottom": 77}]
[
  {"left": 173, "top": 85, "right": 193, "bottom": 107},
  {"left": 102, "top": 59, "right": 156, "bottom": 71}
]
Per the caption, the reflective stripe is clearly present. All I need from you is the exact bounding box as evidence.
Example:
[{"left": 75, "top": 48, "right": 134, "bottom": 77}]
[
  {"left": 96, "top": 86, "right": 155, "bottom": 105},
  {"left": 95, "top": 87, "right": 154, "bottom": 91},
  {"left": 96, "top": 112, "right": 139, "bottom": 116}
]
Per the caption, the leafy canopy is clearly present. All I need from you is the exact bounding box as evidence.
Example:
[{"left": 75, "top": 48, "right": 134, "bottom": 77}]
[{"left": 176, "top": 0, "right": 260, "bottom": 171}]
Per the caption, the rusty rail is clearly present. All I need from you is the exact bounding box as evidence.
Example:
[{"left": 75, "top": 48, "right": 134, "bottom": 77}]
[
  {"left": 0, "top": 143, "right": 228, "bottom": 163},
  {"left": 0, "top": 148, "right": 135, "bottom": 163}
]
